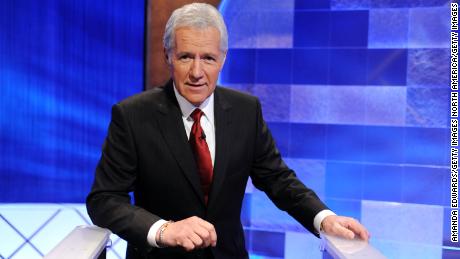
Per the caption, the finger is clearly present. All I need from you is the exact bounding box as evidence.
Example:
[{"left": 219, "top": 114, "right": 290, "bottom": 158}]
[
  {"left": 196, "top": 219, "right": 217, "bottom": 246},
  {"left": 209, "top": 227, "right": 217, "bottom": 247},
  {"left": 335, "top": 224, "right": 355, "bottom": 239},
  {"left": 180, "top": 238, "right": 196, "bottom": 251},
  {"left": 189, "top": 232, "right": 204, "bottom": 248},
  {"left": 359, "top": 229, "right": 370, "bottom": 241},
  {"left": 345, "top": 220, "right": 369, "bottom": 241},
  {"left": 194, "top": 227, "right": 212, "bottom": 247}
]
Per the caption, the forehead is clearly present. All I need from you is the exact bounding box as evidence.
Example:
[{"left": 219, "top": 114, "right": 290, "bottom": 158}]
[{"left": 173, "top": 27, "right": 221, "bottom": 53}]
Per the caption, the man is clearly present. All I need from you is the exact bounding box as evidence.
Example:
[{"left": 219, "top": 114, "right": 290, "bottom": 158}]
[{"left": 87, "top": 3, "right": 369, "bottom": 259}]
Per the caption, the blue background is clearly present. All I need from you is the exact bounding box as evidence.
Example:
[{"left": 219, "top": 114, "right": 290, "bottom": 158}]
[
  {"left": 0, "top": 0, "right": 144, "bottom": 202},
  {"left": 0, "top": 0, "right": 453, "bottom": 258}
]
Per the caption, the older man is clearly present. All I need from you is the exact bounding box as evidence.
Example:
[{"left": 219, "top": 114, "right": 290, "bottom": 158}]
[{"left": 87, "top": 3, "right": 369, "bottom": 259}]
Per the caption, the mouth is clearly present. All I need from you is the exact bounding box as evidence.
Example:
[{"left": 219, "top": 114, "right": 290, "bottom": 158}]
[{"left": 186, "top": 82, "right": 207, "bottom": 87}]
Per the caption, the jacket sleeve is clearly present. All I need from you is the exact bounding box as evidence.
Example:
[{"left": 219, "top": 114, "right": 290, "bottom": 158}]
[
  {"left": 86, "top": 103, "right": 159, "bottom": 253},
  {"left": 249, "top": 98, "right": 328, "bottom": 235}
]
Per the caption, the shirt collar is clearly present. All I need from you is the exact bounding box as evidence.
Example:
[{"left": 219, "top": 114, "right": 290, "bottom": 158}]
[{"left": 173, "top": 83, "right": 215, "bottom": 123}]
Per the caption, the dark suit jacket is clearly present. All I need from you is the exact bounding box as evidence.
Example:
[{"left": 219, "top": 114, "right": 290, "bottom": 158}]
[{"left": 86, "top": 81, "right": 328, "bottom": 259}]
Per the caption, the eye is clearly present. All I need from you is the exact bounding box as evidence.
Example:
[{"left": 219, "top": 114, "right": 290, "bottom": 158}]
[
  {"left": 178, "top": 55, "right": 192, "bottom": 62},
  {"left": 203, "top": 56, "right": 216, "bottom": 63}
]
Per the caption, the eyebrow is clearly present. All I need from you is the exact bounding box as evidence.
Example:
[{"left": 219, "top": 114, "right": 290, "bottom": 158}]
[{"left": 176, "top": 51, "right": 219, "bottom": 59}]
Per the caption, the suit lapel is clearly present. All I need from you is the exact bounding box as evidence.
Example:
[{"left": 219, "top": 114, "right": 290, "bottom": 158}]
[
  {"left": 155, "top": 82, "right": 205, "bottom": 205},
  {"left": 208, "top": 87, "right": 232, "bottom": 208}
]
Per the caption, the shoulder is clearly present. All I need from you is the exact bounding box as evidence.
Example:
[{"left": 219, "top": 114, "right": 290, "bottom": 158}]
[{"left": 116, "top": 87, "right": 169, "bottom": 112}]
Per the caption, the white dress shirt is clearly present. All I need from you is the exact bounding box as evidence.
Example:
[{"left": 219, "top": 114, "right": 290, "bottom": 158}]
[{"left": 147, "top": 86, "right": 334, "bottom": 247}]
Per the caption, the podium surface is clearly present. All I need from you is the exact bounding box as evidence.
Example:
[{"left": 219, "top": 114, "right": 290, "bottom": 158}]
[
  {"left": 44, "top": 225, "right": 111, "bottom": 259},
  {"left": 322, "top": 233, "right": 387, "bottom": 259}
]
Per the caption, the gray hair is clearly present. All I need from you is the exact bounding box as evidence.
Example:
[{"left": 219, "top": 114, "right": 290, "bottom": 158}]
[{"left": 163, "top": 3, "right": 228, "bottom": 54}]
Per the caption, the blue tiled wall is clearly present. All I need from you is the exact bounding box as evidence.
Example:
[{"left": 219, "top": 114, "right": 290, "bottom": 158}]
[{"left": 220, "top": 0, "right": 450, "bottom": 258}]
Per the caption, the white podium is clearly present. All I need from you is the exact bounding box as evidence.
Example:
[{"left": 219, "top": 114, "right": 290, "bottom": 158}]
[
  {"left": 44, "top": 225, "right": 111, "bottom": 259},
  {"left": 321, "top": 233, "right": 387, "bottom": 259}
]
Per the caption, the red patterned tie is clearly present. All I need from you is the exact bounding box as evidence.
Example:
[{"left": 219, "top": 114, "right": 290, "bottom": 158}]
[{"left": 189, "top": 109, "right": 213, "bottom": 204}]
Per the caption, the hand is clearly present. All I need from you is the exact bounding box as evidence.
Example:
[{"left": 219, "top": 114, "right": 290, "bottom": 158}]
[
  {"left": 321, "top": 215, "right": 370, "bottom": 242},
  {"left": 157, "top": 216, "right": 217, "bottom": 251}
]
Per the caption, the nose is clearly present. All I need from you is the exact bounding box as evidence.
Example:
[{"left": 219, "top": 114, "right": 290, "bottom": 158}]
[{"left": 190, "top": 58, "right": 204, "bottom": 80}]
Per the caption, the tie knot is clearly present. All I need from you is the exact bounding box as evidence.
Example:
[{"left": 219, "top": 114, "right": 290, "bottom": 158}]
[{"left": 191, "top": 108, "right": 204, "bottom": 122}]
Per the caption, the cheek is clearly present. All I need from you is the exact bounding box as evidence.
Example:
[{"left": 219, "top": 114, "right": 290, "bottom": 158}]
[
  {"left": 207, "top": 68, "right": 221, "bottom": 79},
  {"left": 171, "top": 62, "right": 189, "bottom": 75},
  {"left": 175, "top": 67, "right": 189, "bottom": 78}
]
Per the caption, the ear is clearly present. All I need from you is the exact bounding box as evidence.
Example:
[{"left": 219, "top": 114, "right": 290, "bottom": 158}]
[{"left": 164, "top": 48, "right": 170, "bottom": 65}]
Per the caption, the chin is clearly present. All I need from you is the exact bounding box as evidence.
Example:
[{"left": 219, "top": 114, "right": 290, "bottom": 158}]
[{"left": 185, "top": 97, "right": 204, "bottom": 106}]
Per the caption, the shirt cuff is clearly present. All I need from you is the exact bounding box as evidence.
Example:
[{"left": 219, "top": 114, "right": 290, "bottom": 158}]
[
  {"left": 147, "top": 219, "right": 168, "bottom": 247},
  {"left": 313, "top": 210, "right": 336, "bottom": 234}
]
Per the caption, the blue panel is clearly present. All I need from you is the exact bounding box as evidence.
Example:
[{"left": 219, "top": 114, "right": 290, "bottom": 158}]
[
  {"left": 330, "top": 11, "right": 369, "bottom": 47},
  {"left": 292, "top": 49, "right": 330, "bottom": 84},
  {"left": 267, "top": 122, "right": 290, "bottom": 157},
  {"left": 364, "top": 126, "right": 405, "bottom": 163},
  {"left": 285, "top": 232, "right": 323, "bottom": 259},
  {"left": 250, "top": 190, "right": 304, "bottom": 232},
  {"left": 290, "top": 85, "right": 329, "bottom": 123},
  {"left": 221, "top": 84, "right": 254, "bottom": 95},
  {"left": 366, "top": 49, "right": 407, "bottom": 86},
  {"left": 407, "top": 48, "right": 450, "bottom": 88},
  {"left": 248, "top": 229, "right": 285, "bottom": 257},
  {"left": 219, "top": 49, "right": 256, "bottom": 84},
  {"left": 405, "top": 127, "right": 449, "bottom": 166},
  {"left": 241, "top": 193, "right": 252, "bottom": 227},
  {"left": 325, "top": 162, "right": 363, "bottom": 199},
  {"left": 443, "top": 249, "right": 460, "bottom": 259},
  {"left": 289, "top": 123, "right": 327, "bottom": 159},
  {"left": 284, "top": 158, "right": 326, "bottom": 198},
  {"left": 330, "top": 0, "right": 370, "bottom": 10},
  {"left": 256, "top": 11, "right": 293, "bottom": 48},
  {"left": 0, "top": 0, "right": 144, "bottom": 202},
  {"left": 362, "top": 164, "right": 402, "bottom": 202},
  {"left": 220, "top": 0, "right": 295, "bottom": 13},
  {"left": 256, "top": 49, "right": 292, "bottom": 84},
  {"left": 293, "top": 11, "right": 330, "bottom": 47},
  {"left": 364, "top": 86, "right": 406, "bottom": 126},
  {"left": 327, "top": 86, "right": 366, "bottom": 123},
  {"left": 362, "top": 200, "right": 444, "bottom": 246},
  {"left": 408, "top": 6, "right": 450, "bottom": 48},
  {"left": 368, "top": 8, "right": 409, "bottom": 48},
  {"left": 334, "top": 0, "right": 447, "bottom": 9},
  {"left": 295, "top": 0, "right": 330, "bottom": 9},
  {"left": 292, "top": 86, "right": 407, "bottom": 126},
  {"left": 327, "top": 124, "right": 365, "bottom": 161},
  {"left": 329, "top": 49, "right": 367, "bottom": 85},
  {"left": 406, "top": 88, "right": 449, "bottom": 128},
  {"left": 402, "top": 166, "right": 446, "bottom": 206},
  {"left": 223, "top": 11, "right": 257, "bottom": 48},
  {"left": 220, "top": 0, "right": 295, "bottom": 48},
  {"left": 371, "top": 0, "right": 449, "bottom": 8},
  {"left": 443, "top": 208, "right": 460, "bottom": 248},
  {"left": 253, "top": 84, "right": 291, "bottom": 122},
  {"left": 325, "top": 198, "right": 362, "bottom": 220},
  {"left": 243, "top": 228, "right": 252, "bottom": 251},
  {"left": 367, "top": 49, "right": 407, "bottom": 85}
]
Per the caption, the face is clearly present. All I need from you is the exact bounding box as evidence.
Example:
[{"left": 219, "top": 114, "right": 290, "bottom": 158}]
[{"left": 167, "top": 26, "right": 226, "bottom": 106}]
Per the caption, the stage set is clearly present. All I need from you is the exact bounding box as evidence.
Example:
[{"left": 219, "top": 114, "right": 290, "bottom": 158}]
[{"left": 0, "top": 0, "right": 453, "bottom": 258}]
